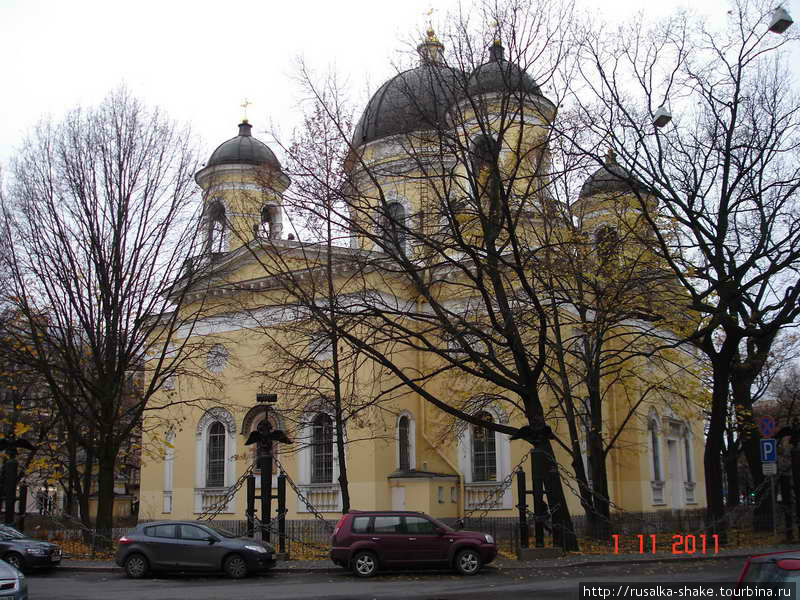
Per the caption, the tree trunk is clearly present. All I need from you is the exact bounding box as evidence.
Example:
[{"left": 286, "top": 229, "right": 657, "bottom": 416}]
[
  {"left": 537, "top": 437, "right": 579, "bottom": 551},
  {"left": 334, "top": 397, "right": 350, "bottom": 513},
  {"left": 731, "top": 368, "right": 770, "bottom": 530},
  {"left": 546, "top": 301, "right": 596, "bottom": 528},
  {"left": 723, "top": 437, "right": 740, "bottom": 508},
  {"left": 78, "top": 441, "right": 95, "bottom": 527},
  {"left": 94, "top": 442, "right": 119, "bottom": 550},
  {"left": 704, "top": 361, "right": 730, "bottom": 542}
]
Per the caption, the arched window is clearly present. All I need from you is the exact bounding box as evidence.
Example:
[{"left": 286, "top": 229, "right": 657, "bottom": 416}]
[
  {"left": 311, "top": 413, "right": 333, "bottom": 483},
  {"left": 472, "top": 411, "right": 497, "bottom": 482},
  {"left": 470, "top": 135, "right": 501, "bottom": 204},
  {"left": 260, "top": 205, "right": 280, "bottom": 240},
  {"left": 206, "top": 422, "right": 226, "bottom": 487},
  {"left": 382, "top": 201, "right": 407, "bottom": 251},
  {"left": 398, "top": 416, "right": 410, "bottom": 471},
  {"left": 206, "top": 200, "right": 226, "bottom": 253},
  {"left": 649, "top": 422, "right": 661, "bottom": 481},
  {"left": 595, "top": 226, "right": 619, "bottom": 265}
]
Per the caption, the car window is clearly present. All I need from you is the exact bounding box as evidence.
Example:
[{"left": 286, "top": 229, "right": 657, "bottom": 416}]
[
  {"left": 372, "top": 516, "right": 402, "bottom": 533},
  {"left": 351, "top": 516, "right": 370, "bottom": 533},
  {"left": 429, "top": 517, "right": 454, "bottom": 533},
  {"left": 405, "top": 516, "right": 437, "bottom": 534},
  {"left": 742, "top": 562, "right": 800, "bottom": 583},
  {"left": 0, "top": 527, "right": 25, "bottom": 540},
  {"left": 180, "top": 525, "right": 211, "bottom": 541},
  {"left": 145, "top": 524, "right": 177, "bottom": 538}
]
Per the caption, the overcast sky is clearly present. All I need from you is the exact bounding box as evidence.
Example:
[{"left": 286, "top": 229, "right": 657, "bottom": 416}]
[{"left": 0, "top": 0, "right": 779, "bottom": 170}]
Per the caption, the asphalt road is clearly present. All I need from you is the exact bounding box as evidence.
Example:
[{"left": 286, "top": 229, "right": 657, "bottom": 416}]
[{"left": 27, "top": 559, "right": 745, "bottom": 600}]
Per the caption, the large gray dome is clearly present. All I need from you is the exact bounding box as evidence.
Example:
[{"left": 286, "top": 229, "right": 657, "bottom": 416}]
[
  {"left": 467, "top": 43, "right": 541, "bottom": 97},
  {"left": 207, "top": 122, "right": 282, "bottom": 170},
  {"left": 352, "top": 65, "right": 463, "bottom": 146},
  {"left": 353, "top": 32, "right": 465, "bottom": 147},
  {"left": 580, "top": 150, "right": 650, "bottom": 198}
]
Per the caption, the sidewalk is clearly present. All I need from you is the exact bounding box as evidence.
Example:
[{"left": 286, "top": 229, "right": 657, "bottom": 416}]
[{"left": 58, "top": 543, "right": 798, "bottom": 575}]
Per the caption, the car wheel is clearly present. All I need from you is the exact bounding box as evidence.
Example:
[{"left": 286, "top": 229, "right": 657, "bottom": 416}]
[
  {"left": 124, "top": 553, "right": 150, "bottom": 579},
  {"left": 223, "top": 554, "right": 249, "bottom": 579},
  {"left": 3, "top": 553, "right": 23, "bottom": 573},
  {"left": 351, "top": 550, "right": 378, "bottom": 578},
  {"left": 454, "top": 548, "right": 482, "bottom": 576}
]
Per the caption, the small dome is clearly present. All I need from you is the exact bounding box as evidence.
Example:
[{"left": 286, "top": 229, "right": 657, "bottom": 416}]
[
  {"left": 580, "top": 149, "right": 649, "bottom": 198},
  {"left": 352, "top": 30, "right": 464, "bottom": 146},
  {"left": 207, "top": 122, "right": 282, "bottom": 170},
  {"left": 467, "top": 42, "right": 541, "bottom": 97}
]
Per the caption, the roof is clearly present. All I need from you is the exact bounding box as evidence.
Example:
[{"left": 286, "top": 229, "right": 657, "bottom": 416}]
[
  {"left": 579, "top": 149, "right": 650, "bottom": 198},
  {"left": 352, "top": 37, "right": 549, "bottom": 148},
  {"left": 206, "top": 122, "right": 282, "bottom": 170},
  {"left": 352, "top": 63, "right": 463, "bottom": 146},
  {"left": 467, "top": 42, "right": 541, "bottom": 97}
]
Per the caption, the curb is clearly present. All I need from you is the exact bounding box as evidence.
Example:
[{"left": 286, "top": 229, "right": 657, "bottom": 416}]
[{"left": 57, "top": 551, "right": 755, "bottom": 575}]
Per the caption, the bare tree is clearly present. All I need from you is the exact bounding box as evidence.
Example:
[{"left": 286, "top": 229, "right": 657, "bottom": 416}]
[
  {"left": 567, "top": 0, "right": 800, "bottom": 536},
  {"left": 539, "top": 167, "right": 702, "bottom": 539},
  {"left": 256, "top": 0, "right": 601, "bottom": 550},
  {"left": 1, "top": 88, "right": 210, "bottom": 538}
]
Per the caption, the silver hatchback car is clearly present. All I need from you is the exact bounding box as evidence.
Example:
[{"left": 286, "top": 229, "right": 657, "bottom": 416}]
[{"left": 0, "top": 559, "right": 27, "bottom": 600}]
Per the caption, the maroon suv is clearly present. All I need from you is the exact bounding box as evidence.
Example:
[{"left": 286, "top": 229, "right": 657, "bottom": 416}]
[{"left": 330, "top": 510, "right": 497, "bottom": 577}]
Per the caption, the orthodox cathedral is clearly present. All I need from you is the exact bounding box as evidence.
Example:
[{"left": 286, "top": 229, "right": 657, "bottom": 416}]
[{"left": 138, "top": 30, "right": 705, "bottom": 524}]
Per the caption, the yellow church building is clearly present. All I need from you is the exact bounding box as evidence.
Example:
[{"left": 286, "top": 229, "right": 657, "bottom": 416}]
[{"left": 138, "top": 31, "right": 706, "bottom": 528}]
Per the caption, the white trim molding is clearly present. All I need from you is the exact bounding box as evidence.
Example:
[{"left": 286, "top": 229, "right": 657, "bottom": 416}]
[
  {"left": 194, "top": 407, "right": 237, "bottom": 514},
  {"left": 395, "top": 411, "right": 417, "bottom": 471},
  {"left": 457, "top": 405, "right": 512, "bottom": 510}
]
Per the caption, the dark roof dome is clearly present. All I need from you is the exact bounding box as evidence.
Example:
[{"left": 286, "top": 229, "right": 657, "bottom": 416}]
[
  {"left": 207, "top": 121, "right": 282, "bottom": 170},
  {"left": 468, "top": 42, "right": 541, "bottom": 97},
  {"left": 580, "top": 148, "right": 650, "bottom": 198},
  {"left": 352, "top": 30, "right": 464, "bottom": 146}
]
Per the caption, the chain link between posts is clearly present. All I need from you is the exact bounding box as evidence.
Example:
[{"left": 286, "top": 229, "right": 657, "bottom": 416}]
[{"left": 462, "top": 450, "right": 531, "bottom": 522}]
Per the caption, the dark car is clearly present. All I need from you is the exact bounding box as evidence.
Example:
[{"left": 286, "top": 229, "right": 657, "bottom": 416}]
[
  {"left": 0, "top": 526, "right": 61, "bottom": 573},
  {"left": 330, "top": 510, "right": 497, "bottom": 577},
  {"left": 115, "top": 521, "right": 275, "bottom": 579},
  {"left": 738, "top": 550, "right": 800, "bottom": 583}
]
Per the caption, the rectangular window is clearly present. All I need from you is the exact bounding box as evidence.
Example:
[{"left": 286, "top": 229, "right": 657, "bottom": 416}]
[
  {"left": 651, "top": 427, "right": 661, "bottom": 481},
  {"left": 684, "top": 436, "right": 693, "bottom": 482},
  {"left": 437, "top": 486, "right": 444, "bottom": 503},
  {"left": 473, "top": 426, "right": 497, "bottom": 482},
  {"left": 372, "top": 516, "right": 402, "bottom": 533},
  {"left": 145, "top": 524, "right": 177, "bottom": 539},
  {"left": 351, "top": 516, "right": 371, "bottom": 533},
  {"left": 451, "top": 487, "right": 457, "bottom": 503},
  {"left": 405, "top": 516, "right": 437, "bottom": 534}
]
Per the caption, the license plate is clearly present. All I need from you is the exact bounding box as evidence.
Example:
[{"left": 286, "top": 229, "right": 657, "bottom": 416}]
[{"left": 51, "top": 554, "right": 60, "bottom": 562}]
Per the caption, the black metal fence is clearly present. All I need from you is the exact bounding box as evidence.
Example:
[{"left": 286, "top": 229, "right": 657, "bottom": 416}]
[{"left": 15, "top": 504, "right": 789, "bottom": 559}]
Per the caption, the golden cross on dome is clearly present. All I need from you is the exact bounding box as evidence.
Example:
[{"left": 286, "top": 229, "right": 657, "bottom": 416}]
[
  {"left": 424, "top": 7, "right": 437, "bottom": 38},
  {"left": 240, "top": 98, "right": 252, "bottom": 122}
]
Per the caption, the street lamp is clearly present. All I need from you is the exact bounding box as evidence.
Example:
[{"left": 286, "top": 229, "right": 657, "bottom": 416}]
[{"left": 769, "top": 7, "right": 794, "bottom": 34}]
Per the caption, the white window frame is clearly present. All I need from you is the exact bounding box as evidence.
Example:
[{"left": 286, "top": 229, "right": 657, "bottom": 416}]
[
  {"left": 194, "top": 408, "right": 236, "bottom": 513},
  {"left": 648, "top": 410, "right": 665, "bottom": 506},
  {"left": 395, "top": 411, "right": 416, "bottom": 471},
  {"left": 162, "top": 430, "right": 175, "bottom": 514},
  {"left": 297, "top": 408, "right": 342, "bottom": 513},
  {"left": 457, "top": 405, "right": 512, "bottom": 509}
]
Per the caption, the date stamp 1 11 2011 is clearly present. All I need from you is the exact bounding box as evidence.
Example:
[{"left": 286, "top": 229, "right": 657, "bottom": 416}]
[{"left": 610, "top": 534, "right": 720, "bottom": 555}]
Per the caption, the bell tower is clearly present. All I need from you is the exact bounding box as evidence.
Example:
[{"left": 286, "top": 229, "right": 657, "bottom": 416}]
[{"left": 195, "top": 120, "right": 290, "bottom": 253}]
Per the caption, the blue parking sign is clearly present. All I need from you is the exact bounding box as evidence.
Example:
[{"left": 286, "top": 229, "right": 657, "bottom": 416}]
[{"left": 760, "top": 438, "right": 777, "bottom": 462}]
